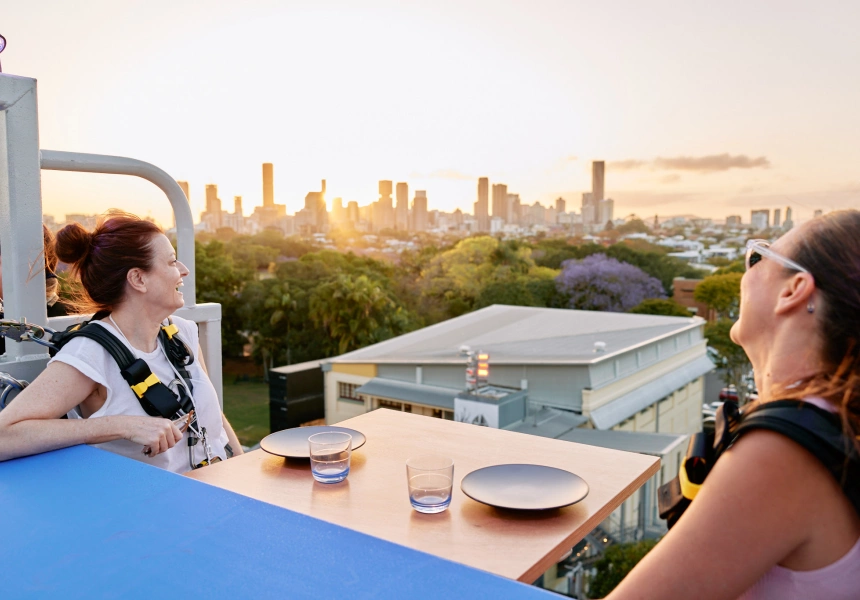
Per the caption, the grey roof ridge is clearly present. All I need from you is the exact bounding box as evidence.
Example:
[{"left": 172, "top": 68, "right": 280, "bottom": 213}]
[
  {"left": 330, "top": 319, "right": 705, "bottom": 366},
  {"left": 329, "top": 304, "right": 509, "bottom": 362}
]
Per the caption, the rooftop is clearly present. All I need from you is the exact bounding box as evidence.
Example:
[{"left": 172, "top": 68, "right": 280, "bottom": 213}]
[{"left": 331, "top": 305, "right": 703, "bottom": 365}]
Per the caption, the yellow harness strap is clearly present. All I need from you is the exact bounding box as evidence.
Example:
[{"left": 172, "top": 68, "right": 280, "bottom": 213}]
[
  {"left": 130, "top": 373, "right": 160, "bottom": 398},
  {"left": 678, "top": 461, "right": 702, "bottom": 500}
]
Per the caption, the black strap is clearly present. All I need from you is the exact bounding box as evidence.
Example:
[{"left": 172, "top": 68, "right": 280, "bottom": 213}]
[
  {"left": 157, "top": 321, "right": 195, "bottom": 395},
  {"left": 732, "top": 400, "right": 860, "bottom": 512},
  {"left": 59, "top": 325, "right": 136, "bottom": 370},
  {"left": 54, "top": 321, "right": 192, "bottom": 420}
]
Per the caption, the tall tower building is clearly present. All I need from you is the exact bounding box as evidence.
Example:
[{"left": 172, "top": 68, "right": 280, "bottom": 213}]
[
  {"left": 298, "top": 179, "right": 328, "bottom": 232},
  {"left": 395, "top": 182, "right": 409, "bottom": 230},
  {"left": 205, "top": 184, "right": 220, "bottom": 214},
  {"left": 581, "top": 192, "right": 595, "bottom": 226},
  {"left": 177, "top": 181, "right": 190, "bottom": 201},
  {"left": 234, "top": 196, "right": 243, "bottom": 215},
  {"left": 475, "top": 177, "right": 490, "bottom": 231},
  {"left": 555, "top": 197, "right": 566, "bottom": 214},
  {"left": 491, "top": 184, "right": 509, "bottom": 222},
  {"left": 773, "top": 208, "right": 781, "bottom": 228},
  {"left": 598, "top": 199, "right": 614, "bottom": 228},
  {"left": 507, "top": 194, "right": 521, "bottom": 225},
  {"left": 751, "top": 209, "right": 770, "bottom": 231},
  {"left": 412, "top": 191, "right": 429, "bottom": 231},
  {"left": 262, "top": 163, "right": 274, "bottom": 208},
  {"left": 203, "top": 184, "right": 223, "bottom": 230},
  {"left": 592, "top": 161, "right": 605, "bottom": 203},
  {"left": 374, "top": 180, "right": 395, "bottom": 231}
]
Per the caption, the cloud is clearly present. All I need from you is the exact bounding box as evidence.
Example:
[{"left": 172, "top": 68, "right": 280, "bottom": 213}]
[
  {"left": 609, "top": 159, "right": 648, "bottom": 171},
  {"left": 655, "top": 154, "right": 770, "bottom": 172},
  {"left": 411, "top": 169, "right": 473, "bottom": 181},
  {"left": 660, "top": 174, "right": 681, "bottom": 184},
  {"left": 609, "top": 153, "right": 771, "bottom": 173}
]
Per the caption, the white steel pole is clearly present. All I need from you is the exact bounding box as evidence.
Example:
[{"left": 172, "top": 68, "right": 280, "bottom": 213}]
[
  {"left": 0, "top": 74, "right": 49, "bottom": 361},
  {"left": 39, "top": 150, "right": 197, "bottom": 307}
]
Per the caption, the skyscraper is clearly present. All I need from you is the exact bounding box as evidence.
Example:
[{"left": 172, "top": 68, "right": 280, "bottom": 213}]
[
  {"left": 234, "top": 196, "right": 243, "bottom": 215},
  {"left": 784, "top": 206, "right": 794, "bottom": 230},
  {"left": 203, "top": 184, "right": 223, "bottom": 230},
  {"left": 177, "top": 181, "right": 190, "bottom": 201},
  {"left": 555, "top": 197, "right": 566, "bottom": 214},
  {"left": 375, "top": 180, "right": 395, "bottom": 230},
  {"left": 491, "top": 183, "right": 508, "bottom": 222},
  {"left": 751, "top": 209, "right": 770, "bottom": 231},
  {"left": 395, "top": 182, "right": 409, "bottom": 230},
  {"left": 347, "top": 201, "right": 360, "bottom": 225},
  {"left": 507, "top": 194, "right": 521, "bottom": 225},
  {"left": 581, "top": 192, "right": 595, "bottom": 226},
  {"left": 475, "top": 177, "right": 489, "bottom": 231},
  {"left": 592, "top": 161, "right": 605, "bottom": 203},
  {"left": 205, "top": 184, "right": 220, "bottom": 213},
  {"left": 412, "top": 191, "right": 429, "bottom": 231},
  {"left": 773, "top": 208, "right": 781, "bottom": 228},
  {"left": 598, "top": 199, "right": 614, "bottom": 228},
  {"left": 262, "top": 163, "right": 274, "bottom": 208},
  {"left": 297, "top": 179, "right": 328, "bottom": 233},
  {"left": 252, "top": 165, "right": 287, "bottom": 231}
]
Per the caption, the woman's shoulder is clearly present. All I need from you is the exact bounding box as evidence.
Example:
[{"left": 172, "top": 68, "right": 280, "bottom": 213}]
[{"left": 717, "top": 427, "right": 847, "bottom": 523}]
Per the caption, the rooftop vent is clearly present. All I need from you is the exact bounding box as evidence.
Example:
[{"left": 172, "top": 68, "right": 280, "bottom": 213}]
[{"left": 593, "top": 341, "right": 607, "bottom": 353}]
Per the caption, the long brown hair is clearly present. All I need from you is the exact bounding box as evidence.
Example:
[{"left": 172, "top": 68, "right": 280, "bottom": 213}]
[
  {"left": 775, "top": 210, "right": 860, "bottom": 450},
  {"left": 54, "top": 211, "right": 162, "bottom": 314}
]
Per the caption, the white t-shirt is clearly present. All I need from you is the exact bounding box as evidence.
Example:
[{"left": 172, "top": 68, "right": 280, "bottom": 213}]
[{"left": 50, "top": 315, "right": 229, "bottom": 474}]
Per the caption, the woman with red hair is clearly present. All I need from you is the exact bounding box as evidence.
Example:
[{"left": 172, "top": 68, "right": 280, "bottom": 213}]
[{"left": 0, "top": 212, "right": 242, "bottom": 473}]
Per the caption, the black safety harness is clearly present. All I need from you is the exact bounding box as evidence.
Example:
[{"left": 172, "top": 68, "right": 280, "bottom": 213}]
[
  {"left": 51, "top": 318, "right": 227, "bottom": 469},
  {"left": 658, "top": 399, "right": 860, "bottom": 528}
]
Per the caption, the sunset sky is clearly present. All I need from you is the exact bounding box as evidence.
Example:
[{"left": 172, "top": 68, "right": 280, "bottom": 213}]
[{"left": 5, "top": 1, "right": 859, "bottom": 226}]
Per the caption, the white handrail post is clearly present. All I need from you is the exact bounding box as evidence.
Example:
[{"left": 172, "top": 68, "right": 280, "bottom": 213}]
[{"left": 0, "top": 74, "right": 49, "bottom": 362}]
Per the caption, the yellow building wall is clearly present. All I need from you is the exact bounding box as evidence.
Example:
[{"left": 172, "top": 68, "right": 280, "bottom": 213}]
[
  {"left": 331, "top": 363, "right": 377, "bottom": 378},
  {"left": 324, "top": 370, "right": 372, "bottom": 424}
]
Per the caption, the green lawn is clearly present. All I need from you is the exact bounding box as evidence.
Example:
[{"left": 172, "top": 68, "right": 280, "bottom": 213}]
[{"left": 222, "top": 378, "right": 270, "bottom": 448}]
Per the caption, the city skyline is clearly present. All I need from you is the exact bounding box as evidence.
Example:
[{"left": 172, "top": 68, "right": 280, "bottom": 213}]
[{"left": 5, "top": 1, "right": 860, "bottom": 225}]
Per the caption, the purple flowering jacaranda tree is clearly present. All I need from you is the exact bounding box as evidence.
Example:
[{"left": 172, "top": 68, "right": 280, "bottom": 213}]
[{"left": 555, "top": 254, "right": 666, "bottom": 312}]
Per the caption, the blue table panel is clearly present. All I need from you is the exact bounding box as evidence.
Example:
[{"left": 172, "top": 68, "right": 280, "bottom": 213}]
[{"left": 0, "top": 445, "right": 555, "bottom": 600}]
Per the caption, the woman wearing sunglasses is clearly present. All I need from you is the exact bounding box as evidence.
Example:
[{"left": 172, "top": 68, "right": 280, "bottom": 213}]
[{"left": 606, "top": 211, "right": 860, "bottom": 598}]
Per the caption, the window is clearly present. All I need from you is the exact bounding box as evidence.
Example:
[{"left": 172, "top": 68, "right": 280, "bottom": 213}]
[
  {"left": 338, "top": 382, "right": 364, "bottom": 405},
  {"left": 375, "top": 399, "right": 415, "bottom": 413},
  {"left": 377, "top": 399, "right": 403, "bottom": 411}
]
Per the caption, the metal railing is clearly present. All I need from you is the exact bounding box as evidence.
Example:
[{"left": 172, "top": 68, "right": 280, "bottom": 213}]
[{"left": 0, "top": 73, "right": 223, "bottom": 404}]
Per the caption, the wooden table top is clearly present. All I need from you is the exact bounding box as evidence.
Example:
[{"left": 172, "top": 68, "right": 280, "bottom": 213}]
[{"left": 187, "top": 409, "right": 659, "bottom": 582}]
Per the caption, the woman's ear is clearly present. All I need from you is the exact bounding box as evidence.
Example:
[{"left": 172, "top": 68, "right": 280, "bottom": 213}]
[
  {"left": 774, "top": 272, "right": 815, "bottom": 316},
  {"left": 126, "top": 268, "right": 147, "bottom": 294}
]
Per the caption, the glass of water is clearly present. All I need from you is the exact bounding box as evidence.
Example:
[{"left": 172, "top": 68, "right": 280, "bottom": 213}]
[
  {"left": 308, "top": 432, "right": 352, "bottom": 484},
  {"left": 406, "top": 455, "right": 454, "bottom": 513}
]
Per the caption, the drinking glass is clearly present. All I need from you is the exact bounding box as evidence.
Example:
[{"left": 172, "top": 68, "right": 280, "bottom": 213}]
[
  {"left": 308, "top": 432, "right": 352, "bottom": 484},
  {"left": 406, "top": 455, "right": 454, "bottom": 513}
]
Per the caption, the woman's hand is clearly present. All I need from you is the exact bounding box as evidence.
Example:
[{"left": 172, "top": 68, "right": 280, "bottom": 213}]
[{"left": 115, "top": 415, "right": 183, "bottom": 457}]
